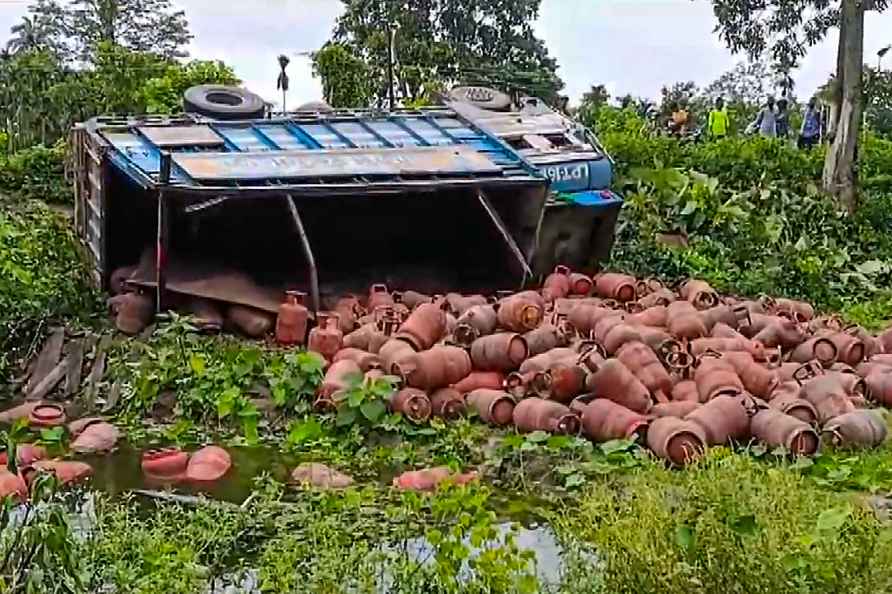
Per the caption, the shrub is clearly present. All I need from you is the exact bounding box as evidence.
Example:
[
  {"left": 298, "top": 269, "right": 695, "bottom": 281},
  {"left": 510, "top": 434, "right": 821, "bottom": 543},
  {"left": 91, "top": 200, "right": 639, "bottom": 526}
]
[
  {"left": 0, "top": 201, "right": 96, "bottom": 384},
  {"left": 555, "top": 452, "right": 892, "bottom": 594},
  {"left": 592, "top": 105, "right": 892, "bottom": 316},
  {"left": 0, "top": 142, "right": 69, "bottom": 204}
]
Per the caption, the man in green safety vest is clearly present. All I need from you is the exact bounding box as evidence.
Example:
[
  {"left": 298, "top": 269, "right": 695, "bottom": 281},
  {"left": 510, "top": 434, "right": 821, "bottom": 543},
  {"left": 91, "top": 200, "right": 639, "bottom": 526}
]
[{"left": 707, "top": 97, "right": 729, "bottom": 139}]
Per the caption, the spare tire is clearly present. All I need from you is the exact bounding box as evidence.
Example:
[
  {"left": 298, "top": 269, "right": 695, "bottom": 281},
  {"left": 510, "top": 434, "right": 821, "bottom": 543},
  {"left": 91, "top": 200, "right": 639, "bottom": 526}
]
[
  {"left": 448, "top": 86, "right": 512, "bottom": 111},
  {"left": 183, "top": 85, "right": 266, "bottom": 120}
]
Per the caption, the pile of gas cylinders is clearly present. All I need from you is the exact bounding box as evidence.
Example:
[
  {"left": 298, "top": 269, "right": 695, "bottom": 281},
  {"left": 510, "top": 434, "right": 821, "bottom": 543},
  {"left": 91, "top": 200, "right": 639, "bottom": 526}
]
[{"left": 272, "top": 268, "right": 892, "bottom": 466}]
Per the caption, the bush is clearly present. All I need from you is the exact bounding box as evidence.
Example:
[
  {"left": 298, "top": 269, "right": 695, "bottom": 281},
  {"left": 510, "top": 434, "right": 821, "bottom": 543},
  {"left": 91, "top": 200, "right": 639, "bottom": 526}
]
[
  {"left": 0, "top": 142, "right": 69, "bottom": 204},
  {"left": 142, "top": 59, "right": 240, "bottom": 114},
  {"left": 591, "top": 106, "right": 892, "bottom": 316},
  {"left": 556, "top": 452, "right": 892, "bottom": 594},
  {"left": 0, "top": 201, "right": 96, "bottom": 383}
]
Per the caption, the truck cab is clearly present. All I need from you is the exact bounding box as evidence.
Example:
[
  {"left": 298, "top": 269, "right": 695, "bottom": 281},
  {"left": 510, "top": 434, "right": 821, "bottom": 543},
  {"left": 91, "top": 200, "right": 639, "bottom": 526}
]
[{"left": 448, "top": 89, "right": 622, "bottom": 276}]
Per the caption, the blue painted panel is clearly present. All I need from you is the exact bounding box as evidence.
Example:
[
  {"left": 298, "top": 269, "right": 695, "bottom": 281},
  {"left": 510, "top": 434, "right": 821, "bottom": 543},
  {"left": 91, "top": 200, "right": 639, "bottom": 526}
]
[
  {"left": 402, "top": 120, "right": 453, "bottom": 146},
  {"left": 561, "top": 189, "right": 623, "bottom": 208},
  {"left": 367, "top": 121, "right": 422, "bottom": 147},
  {"left": 215, "top": 126, "right": 272, "bottom": 152},
  {"left": 297, "top": 124, "right": 350, "bottom": 148},
  {"left": 98, "top": 110, "right": 545, "bottom": 186},
  {"left": 538, "top": 158, "right": 613, "bottom": 193},
  {"left": 588, "top": 158, "right": 614, "bottom": 190},
  {"left": 330, "top": 122, "right": 385, "bottom": 148},
  {"left": 257, "top": 125, "right": 311, "bottom": 150},
  {"left": 103, "top": 132, "right": 161, "bottom": 173}
]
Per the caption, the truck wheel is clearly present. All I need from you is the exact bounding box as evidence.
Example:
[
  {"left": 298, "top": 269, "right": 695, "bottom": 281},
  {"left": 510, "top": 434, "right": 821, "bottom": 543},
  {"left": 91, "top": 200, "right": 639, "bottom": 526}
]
[{"left": 183, "top": 85, "right": 266, "bottom": 120}]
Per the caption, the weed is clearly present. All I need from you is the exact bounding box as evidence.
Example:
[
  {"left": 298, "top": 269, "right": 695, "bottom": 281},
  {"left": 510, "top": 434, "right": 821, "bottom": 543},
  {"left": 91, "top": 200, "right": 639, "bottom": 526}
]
[
  {"left": 107, "top": 321, "right": 324, "bottom": 441},
  {"left": 332, "top": 374, "right": 400, "bottom": 430},
  {"left": 0, "top": 475, "right": 84, "bottom": 593},
  {"left": 0, "top": 200, "right": 97, "bottom": 385}
]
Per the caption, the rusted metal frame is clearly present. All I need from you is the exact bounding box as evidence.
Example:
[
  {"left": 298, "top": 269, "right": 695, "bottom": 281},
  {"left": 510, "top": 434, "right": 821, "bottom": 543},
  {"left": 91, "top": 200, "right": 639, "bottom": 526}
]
[
  {"left": 99, "top": 143, "right": 112, "bottom": 291},
  {"left": 250, "top": 125, "right": 283, "bottom": 150},
  {"left": 284, "top": 194, "right": 320, "bottom": 314},
  {"left": 318, "top": 121, "right": 357, "bottom": 148},
  {"left": 477, "top": 189, "right": 532, "bottom": 287},
  {"left": 354, "top": 120, "right": 395, "bottom": 148},
  {"left": 161, "top": 175, "right": 538, "bottom": 196},
  {"left": 387, "top": 116, "right": 430, "bottom": 146},
  {"left": 156, "top": 153, "right": 173, "bottom": 313}
]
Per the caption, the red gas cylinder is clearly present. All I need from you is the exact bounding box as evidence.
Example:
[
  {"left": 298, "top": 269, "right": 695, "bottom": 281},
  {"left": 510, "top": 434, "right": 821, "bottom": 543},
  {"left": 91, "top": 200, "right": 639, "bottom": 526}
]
[
  {"left": 28, "top": 403, "right": 66, "bottom": 428},
  {"left": 142, "top": 448, "right": 189, "bottom": 481},
  {"left": 276, "top": 290, "right": 309, "bottom": 346},
  {"left": 186, "top": 446, "right": 232, "bottom": 483},
  {"left": 308, "top": 313, "right": 344, "bottom": 362}
]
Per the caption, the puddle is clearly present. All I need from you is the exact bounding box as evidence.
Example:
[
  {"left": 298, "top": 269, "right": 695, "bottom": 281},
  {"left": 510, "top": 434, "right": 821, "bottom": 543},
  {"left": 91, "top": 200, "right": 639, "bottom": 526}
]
[
  {"left": 203, "top": 523, "right": 566, "bottom": 594},
  {"left": 30, "top": 445, "right": 588, "bottom": 591},
  {"left": 398, "top": 522, "right": 565, "bottom": 585},
  {"left": 82, "top": 444, "right": 299, "bottom": 503}
]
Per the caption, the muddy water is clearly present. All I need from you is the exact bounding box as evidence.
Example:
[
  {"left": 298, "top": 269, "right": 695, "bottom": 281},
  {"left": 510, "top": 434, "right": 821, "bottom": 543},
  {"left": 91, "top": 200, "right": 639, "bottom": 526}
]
[
  {"left": 79, "top": 446, "right": 576, "bottom": 589},
  {"left": 83, "top": 445, "right": 299, "bottom": 503}
]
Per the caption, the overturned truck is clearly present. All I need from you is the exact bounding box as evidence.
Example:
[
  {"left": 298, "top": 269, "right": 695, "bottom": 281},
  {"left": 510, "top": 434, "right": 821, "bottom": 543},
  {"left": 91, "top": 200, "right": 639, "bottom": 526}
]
[{"left": 70, "top": 91, "right": 621, "bottom": 318}]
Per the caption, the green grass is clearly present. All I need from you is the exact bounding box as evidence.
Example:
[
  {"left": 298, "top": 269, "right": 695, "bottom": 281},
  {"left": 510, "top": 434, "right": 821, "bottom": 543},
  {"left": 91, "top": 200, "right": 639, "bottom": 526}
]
[{"left": 551, "top": 450, "right": 892, "bottom": 594}]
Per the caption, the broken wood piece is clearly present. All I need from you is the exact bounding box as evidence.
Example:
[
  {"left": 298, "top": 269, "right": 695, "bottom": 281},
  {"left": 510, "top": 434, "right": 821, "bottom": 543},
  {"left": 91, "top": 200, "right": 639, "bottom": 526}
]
[
  {"left": 63, "top": 339, "right": 86, "bottom": 397},
  {"left": 26, "top": 359, "right": 69, "bottom": 401},
  {"left": 131, "top": 489, "right": 238, "bottom": 509},
  {"left": 82, "top": 335, "right": 112, "bottom": 412},
  {"left": 101, "top": 381, "right": 122, "bottom": 414},
  {"left": 24, "top": 328, "right": 65, "bottom": 394}
]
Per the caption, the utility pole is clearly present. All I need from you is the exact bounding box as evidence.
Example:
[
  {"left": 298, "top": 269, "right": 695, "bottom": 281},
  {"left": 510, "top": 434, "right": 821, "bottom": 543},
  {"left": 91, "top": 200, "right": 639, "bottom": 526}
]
[{"left": 388, "top": 26, "right": 398, "bottom": 109}]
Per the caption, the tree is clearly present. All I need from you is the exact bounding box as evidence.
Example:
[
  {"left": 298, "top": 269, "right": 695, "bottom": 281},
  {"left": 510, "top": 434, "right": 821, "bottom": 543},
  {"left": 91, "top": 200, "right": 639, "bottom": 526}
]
[
  {"left": 5, "top": 1, "right": 67, "bottom": 58},
  {"left": 142, "top": 60, "right": 239, "bottom": 114},
  {"left": 0, "top": 45, "right": 239, "bottom": 151},
  {"left": 703, "top": 61, "right": 771, "bottom": 106},
  {"left": 576, "top": 84, "right": 610, "bottom": 123},
  {"left": 709, "top": 0, "right": 889, "bottom": 212},
  {"left": 581, "top": 85, "right": 610, "bottom": 110},
  {"left": 67, "top": 0, "right": 192, "bottom": 60},
  {"left": 312, "top": 43, "right": 377, "bottom": 108},
  {"left": 323, "top": 0, "right": 563, "bottom": 108},
  {"left": 9, "top": 0, "right": 192, "bottom": 64},
  {"left": 864, "top": 66, "right": 892, "bottom": 137}
]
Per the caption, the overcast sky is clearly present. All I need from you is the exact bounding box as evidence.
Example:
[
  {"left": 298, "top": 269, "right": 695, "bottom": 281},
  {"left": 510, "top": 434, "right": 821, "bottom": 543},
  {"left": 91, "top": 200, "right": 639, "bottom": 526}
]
[{"left": 2, "top": 0, "right": 892, "bottom": 108}]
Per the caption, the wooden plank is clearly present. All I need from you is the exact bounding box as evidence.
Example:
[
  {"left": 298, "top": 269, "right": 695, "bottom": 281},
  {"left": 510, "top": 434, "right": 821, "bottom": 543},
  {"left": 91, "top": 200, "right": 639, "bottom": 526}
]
[
  {"left": 82, "top": 335, "right": 112, "bottom": 412},
  {"left": 24, "top": 328, "right": 65, "bottom": 395},
  {"left": 63, "top": 338, "right": 88, "bottom": 397},
  {"left": 26, "top": 358, "right": 69, "bottom": 401}
]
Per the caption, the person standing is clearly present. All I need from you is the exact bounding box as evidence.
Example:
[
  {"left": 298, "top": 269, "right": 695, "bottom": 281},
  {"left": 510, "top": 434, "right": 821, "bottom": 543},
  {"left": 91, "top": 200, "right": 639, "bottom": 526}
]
[
  {"left": 798, "top": 98, "right": 822, "bottom": 149},
  {"left": 668, "top": 102, "right": 689, "bottom": 137},
  {"left": 707, "top": 97, "right": 730, "bottom": 139},
  {"left": 775, "top": 99, "right": 790, "bottom": 138},
  {"left": 751, "top": 97, "right": 777, "bottom": 138}
]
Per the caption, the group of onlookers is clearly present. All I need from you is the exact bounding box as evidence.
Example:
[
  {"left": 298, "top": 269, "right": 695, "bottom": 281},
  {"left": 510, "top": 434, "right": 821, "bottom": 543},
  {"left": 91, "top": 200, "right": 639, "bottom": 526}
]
[{"left": 700, "top": 96, "right": 824, "bottom": 149}]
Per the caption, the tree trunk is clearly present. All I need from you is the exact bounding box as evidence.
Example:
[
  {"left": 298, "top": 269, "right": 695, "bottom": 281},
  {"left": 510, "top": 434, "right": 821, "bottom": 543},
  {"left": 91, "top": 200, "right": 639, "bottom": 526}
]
[
  {"left": 826, "top": 16, "right": 847, "bottom": 139},
  {"left": 822, "top": 0, "right": 864, "bottom": 213}
]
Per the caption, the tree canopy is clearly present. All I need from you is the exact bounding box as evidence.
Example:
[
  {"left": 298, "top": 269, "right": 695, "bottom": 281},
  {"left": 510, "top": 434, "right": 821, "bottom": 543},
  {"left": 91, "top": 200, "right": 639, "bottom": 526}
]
[
  {"left": 710, "top": 0, "right": 889, "bottom": 212},
  {"left": 6, "top": 0, "right": 192, "bottom": 62},
  {"left": 317, "top": 0, "right": 563, "bottom": 108}
]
